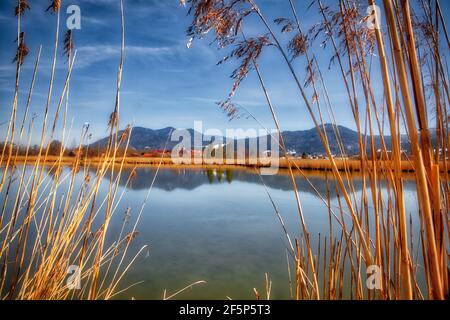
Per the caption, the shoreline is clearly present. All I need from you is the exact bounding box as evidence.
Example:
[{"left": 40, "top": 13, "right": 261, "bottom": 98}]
[{"left": 2, "top": 156, "right": 448, "bottom": 174}]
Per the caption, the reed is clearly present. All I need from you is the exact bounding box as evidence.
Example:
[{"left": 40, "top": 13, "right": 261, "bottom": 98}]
[
  {"left": 1, "top": 0, "right": 448, "bottom": 301},
  {"left": 0, "top": 0, "right": 149, "bottom": 300},
  {"left": 185, "top": 0, "right": 449, "bottom": 300}
]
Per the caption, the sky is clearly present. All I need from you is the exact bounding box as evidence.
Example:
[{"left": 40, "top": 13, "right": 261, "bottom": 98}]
[{"left": 0, "top": 0, "right": 448, "bottom": 144}]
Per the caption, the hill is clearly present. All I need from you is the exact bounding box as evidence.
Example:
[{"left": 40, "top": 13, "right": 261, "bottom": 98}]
[{"left": 89, "top": 124, "right": 417, "bottom": 156}]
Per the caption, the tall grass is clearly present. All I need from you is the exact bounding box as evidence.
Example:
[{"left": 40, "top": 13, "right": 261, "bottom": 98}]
[
  {"left": 1, "top": 0, "right": 448, "bottom": 301},
  {"left": 185, "top": 0, "right": 449, "bottom": 299},
  {"left": 0, "top": 0, "right": 149, "bottom": 300}
]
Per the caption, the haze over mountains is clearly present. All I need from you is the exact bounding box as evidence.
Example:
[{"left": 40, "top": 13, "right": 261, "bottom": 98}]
[{"left": 90, "top": 124, "right": 419, "bottom": 156}]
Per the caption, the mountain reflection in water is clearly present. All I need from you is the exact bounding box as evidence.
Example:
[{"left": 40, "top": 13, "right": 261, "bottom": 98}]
[
  {"left": 1, "top": 166, "right": 420, "bottom": 299},
  {"left": 102, "top": 167, "right": 417, "bottom": 198}
]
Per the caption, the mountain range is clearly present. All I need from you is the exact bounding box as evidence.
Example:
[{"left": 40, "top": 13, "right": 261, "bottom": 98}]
[{"left": 90, "top": 124, "right": 420, "bottom": 156}]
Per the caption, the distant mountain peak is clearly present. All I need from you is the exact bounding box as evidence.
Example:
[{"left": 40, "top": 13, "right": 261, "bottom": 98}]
[{"left": 90, "top": 124, "right": 413, "bottom": 156}]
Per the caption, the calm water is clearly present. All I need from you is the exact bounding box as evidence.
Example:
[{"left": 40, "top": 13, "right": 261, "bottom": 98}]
[{"left": 0, "top": 167, "right": 420, "bottom": 299}]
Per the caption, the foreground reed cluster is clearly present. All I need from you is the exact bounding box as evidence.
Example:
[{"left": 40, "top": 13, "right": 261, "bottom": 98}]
[
  {"left": 0, "top": 0, "right": 149, "bottom": 299},
  {"left": 185, "top": 0, "right": 449, "bottom": 300}
]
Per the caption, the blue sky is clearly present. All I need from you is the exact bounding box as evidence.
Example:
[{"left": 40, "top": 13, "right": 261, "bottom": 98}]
[{"left": 0, "top": 0, "right": 448, "bottom": 144}]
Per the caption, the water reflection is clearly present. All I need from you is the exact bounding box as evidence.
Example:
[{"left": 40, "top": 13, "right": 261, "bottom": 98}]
[
  {"left": 105, "top": 168, "right": 420, "bottom": 299},
  {"left": 104, "top": 167, "right": 417, "bottom": 199},
  {"left": 0, "top": 166, "right": 420, "bottom": 300}
]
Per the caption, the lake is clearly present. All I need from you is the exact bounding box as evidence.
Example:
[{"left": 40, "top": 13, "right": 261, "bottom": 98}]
[{"left": 0, "top": 166, "right": 420, "bottom": 299}]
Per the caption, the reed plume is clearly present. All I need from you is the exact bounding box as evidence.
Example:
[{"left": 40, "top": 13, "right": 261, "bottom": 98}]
[
  {"left": 46, "top": 0, "right": 61, "bottom": 13},
  {"left": 186, "top": 0, "right": 449, "bottom": 300},
  {"left": 15, "top": 0, "right": 30, "bottom": 16},
  {"left": 13, "top": 32, "right": 29, "bottom": 66},
  {"left": 0, "top": 0, "right": 149, "bottom": 301}
]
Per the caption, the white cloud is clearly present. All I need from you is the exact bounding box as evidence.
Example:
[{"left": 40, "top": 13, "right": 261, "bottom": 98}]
[
  {"left": 0, "top": 65, "right": 16, "bottom": 73},
  {"left": 82, "top": 16, "right": 109, "bottom": 26},
  {"left": 74, "top": 44, "right": 174, "bottom": 68}
]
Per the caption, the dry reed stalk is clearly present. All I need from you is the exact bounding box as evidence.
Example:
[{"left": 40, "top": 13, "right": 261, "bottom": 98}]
[
  {"left": 383, "top": 0, "right": 444, "bottom": 299},
  {"left": 0, "top": 0, "right": 150, "bottom": 300},
  {"left": 367, "top": 0, "right": 412, "bottom": 299},
  {"left": 251, "top": 56, "right": 320, "bottom": 298},
  {"left": 89, "top": 0, "right": 126, "bottom": 299},
  {"left": 186, "top": 0, "right": 448, "bottom": 300},
  {"left": 0, "top": 8, "right": 27, "bottom": 192},
  {"left": 250, "top": 1, "right": 374, "bottom": 275}
]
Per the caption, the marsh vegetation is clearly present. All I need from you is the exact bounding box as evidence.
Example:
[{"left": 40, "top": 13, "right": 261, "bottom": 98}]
[{"left": 0, "top": 0, "right": 448, "bottom": 300}]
